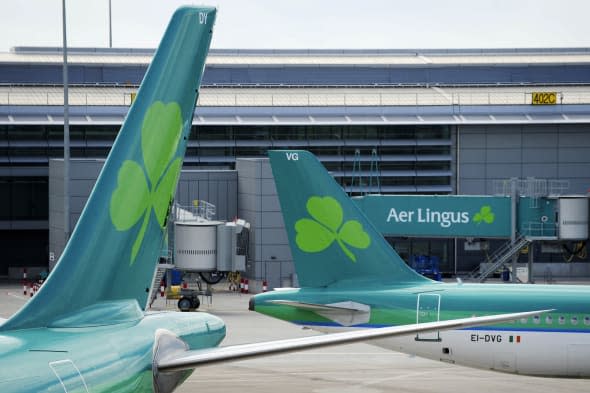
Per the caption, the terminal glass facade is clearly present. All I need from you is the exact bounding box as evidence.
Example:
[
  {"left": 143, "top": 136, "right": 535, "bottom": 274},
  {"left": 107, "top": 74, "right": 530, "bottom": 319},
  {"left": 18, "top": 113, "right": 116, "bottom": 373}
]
[
  {"left": 0, "top": 122, "right": 452, "bottom": 272},
  {"left": 191, "top": 124, "right": 452, "bottom": 193},
  {"left": 0, "top": 122, "right": 452, "bottom": 217}
]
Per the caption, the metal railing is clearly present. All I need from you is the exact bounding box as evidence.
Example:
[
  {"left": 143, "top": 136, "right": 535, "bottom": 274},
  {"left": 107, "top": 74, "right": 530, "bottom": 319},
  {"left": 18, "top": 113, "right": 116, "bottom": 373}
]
[
  {"left": 0, "top": 90, "right": 134, "bottom": 106},
  {"left": 467, "top": 234, "right": 531, "bottom": 282},
  {"left": 493, "top": 178, "right": 570, "bottom": 197},
  {"left": 172, "top": 200, "right": 216, "bottom": 222},
  {"left": 520, "top": 221, "right": 558, "bottom": 238},
  {"left": 2, "top": 87, "right": 590, "bottom": 107}
]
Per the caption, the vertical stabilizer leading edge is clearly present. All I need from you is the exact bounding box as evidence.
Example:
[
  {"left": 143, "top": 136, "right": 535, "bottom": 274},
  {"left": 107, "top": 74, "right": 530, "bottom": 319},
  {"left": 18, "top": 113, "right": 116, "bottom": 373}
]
[
  {"left": 269, "top": 150, "right": 431, "bottom": 288},
  {"left": 1, "top": 7, "right": 216, "bottom": 331}
]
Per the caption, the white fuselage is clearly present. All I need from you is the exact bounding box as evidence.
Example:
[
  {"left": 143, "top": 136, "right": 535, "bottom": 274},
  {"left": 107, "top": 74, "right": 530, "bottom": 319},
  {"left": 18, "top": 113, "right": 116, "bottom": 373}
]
[{"left": 314, "top": 326, "right": 590, "bottom": 377}]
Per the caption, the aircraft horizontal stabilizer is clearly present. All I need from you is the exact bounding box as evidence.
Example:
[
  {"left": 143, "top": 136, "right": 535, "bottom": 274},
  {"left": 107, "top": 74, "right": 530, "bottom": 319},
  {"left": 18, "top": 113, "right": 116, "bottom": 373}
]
[
  {"left": 157, "top": 309, "right": 552, "bottom": 373},
  {"left": 269, "top": 300, "right": 370, "bottom": 326},
  {"left": 268, "top": 300, "right": 368, "bottom": 312}
]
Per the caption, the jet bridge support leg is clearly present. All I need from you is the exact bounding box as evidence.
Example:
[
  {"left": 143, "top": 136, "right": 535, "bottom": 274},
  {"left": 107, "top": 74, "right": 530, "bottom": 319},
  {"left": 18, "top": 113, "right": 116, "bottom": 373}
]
[{"left": 528, "top": 242, "right": 534, "bottom": 284}]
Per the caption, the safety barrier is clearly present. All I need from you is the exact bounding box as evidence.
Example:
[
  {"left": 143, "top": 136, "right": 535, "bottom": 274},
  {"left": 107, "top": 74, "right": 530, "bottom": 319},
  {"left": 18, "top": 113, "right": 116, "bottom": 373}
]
[{"left": 2, "top": 86, "right": 590, "bottom": 107}]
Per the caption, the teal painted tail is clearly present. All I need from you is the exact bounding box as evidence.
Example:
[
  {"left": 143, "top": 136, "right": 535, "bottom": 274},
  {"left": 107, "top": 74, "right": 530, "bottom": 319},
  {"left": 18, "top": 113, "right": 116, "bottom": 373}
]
[
  {"left": 269, "top": 150, "right": 430, "bottom": 288},
  {"left": 1, "top": 7, "right": 216, "bottom": 330}
]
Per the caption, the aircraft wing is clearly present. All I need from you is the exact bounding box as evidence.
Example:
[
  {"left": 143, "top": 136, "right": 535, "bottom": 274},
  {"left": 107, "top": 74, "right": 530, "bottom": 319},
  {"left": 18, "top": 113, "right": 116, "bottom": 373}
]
[{"left": 157, "top": 309, "right": 551, "bottom": 372}]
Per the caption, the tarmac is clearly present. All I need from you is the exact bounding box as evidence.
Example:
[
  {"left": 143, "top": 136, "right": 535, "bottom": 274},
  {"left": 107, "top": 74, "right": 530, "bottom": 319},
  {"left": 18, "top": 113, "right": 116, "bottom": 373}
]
[{"left": 1, "top": 281, "right": 589, "bottom": 393}]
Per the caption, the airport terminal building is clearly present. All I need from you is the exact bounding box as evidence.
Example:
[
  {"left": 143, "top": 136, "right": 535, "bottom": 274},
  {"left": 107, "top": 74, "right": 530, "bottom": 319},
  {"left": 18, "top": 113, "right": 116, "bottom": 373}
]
[{"left": 2, "top": 47, "right": 590, "bottom": 285}]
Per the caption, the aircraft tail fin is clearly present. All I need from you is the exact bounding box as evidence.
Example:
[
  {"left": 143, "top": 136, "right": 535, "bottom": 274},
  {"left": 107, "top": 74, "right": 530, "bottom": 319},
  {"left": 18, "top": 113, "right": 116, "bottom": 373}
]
[
  {"left": 1, "top": 6, "right": 216, "bottom": 331},
  {"left": 269, "top": 150, "right": 431, "bottom": 288}
]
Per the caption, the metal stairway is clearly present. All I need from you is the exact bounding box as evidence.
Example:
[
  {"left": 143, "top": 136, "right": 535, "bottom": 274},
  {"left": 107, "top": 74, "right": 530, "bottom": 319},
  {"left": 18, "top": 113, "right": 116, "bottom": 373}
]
[
  {"left": 467, "top": 234, "right": 531, "bottom": 282},
  {"left": 148, "top": 263, "right": 172, "bottom": 308},
  {"left": 349, "top": 148, "right": 381, "bottom": 196}
]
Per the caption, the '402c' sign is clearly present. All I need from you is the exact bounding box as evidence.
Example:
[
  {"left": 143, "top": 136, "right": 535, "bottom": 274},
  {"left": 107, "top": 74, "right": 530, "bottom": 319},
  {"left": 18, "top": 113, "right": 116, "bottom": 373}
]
[
  {"left": 353, "top": 195, "right": 512, "bottom": 238},
  {"left": 531, "top": 92, "right": 557, "bottom": 105}
]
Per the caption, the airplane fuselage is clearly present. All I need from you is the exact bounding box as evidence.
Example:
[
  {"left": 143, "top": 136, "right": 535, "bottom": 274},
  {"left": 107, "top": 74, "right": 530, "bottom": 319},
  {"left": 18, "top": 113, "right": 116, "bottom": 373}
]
[
  {"left": 253, "top": 281, "right": 590, "bottom": 377},
  {"left": 0, "top": 311, "right": 225, "bottom": 393}
]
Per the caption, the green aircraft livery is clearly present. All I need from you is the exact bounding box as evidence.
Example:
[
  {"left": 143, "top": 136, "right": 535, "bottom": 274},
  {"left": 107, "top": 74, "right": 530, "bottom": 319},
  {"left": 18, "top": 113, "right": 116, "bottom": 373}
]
[
  {"left": 295, "top": 195, "right": 371, "bottom": 262},
  {"left": 0, "top": 7, "right": 542, "bottom": 393},
  {"left": 251, "top": 150, "right": 590, "bottom": 378}
]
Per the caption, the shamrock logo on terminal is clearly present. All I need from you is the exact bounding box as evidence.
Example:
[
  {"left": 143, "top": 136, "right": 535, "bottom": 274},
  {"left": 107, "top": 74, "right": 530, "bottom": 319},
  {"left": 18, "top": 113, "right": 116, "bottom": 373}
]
[{"left": 473, "top": 205, "right": 495, "bottom": 225}]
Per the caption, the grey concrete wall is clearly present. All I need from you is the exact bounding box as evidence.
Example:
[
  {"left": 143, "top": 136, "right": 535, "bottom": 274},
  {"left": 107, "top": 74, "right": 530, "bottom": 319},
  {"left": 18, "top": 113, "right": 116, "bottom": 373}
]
[
  {"left": 49, "top": 159, "right": 103, "bottom": 269},
  {"left": 176, "top": 170, "right": 238, "bottom": 221},
  {"left": 457, "top": 124, "right": 590, "bottom": 272},
  {"left": 458, "top": 124, "right": 590, "bottom": 195},
  {"left": 236, "top": 158, "right": 294, "bottom": 290}
]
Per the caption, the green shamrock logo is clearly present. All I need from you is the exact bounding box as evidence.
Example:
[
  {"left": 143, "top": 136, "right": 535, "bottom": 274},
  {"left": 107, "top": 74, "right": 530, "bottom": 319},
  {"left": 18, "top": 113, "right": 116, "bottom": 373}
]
[
  {"left": 473, "top": 205, "right": 495, "bottom": 224},
  {"left": 295, "top": 196, "right": 370, "bottom": 262},
  {"left": 109, "top": 101, "right": 183, "bottom": 264}
]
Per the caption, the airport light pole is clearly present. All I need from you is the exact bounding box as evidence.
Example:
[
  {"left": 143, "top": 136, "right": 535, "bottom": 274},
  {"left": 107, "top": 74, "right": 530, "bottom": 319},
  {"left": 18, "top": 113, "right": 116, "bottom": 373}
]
[
  {"left": 62, "top": 0, "right": 71, "bottom": 244},
  {"left": 108, "top": 0, "right": 112, "bottom": 48}
]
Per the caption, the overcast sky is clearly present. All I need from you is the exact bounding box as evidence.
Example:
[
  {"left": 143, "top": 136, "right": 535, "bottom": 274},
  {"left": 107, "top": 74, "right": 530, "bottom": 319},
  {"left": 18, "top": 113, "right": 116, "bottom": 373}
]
[{"left": 1, "top": 0, "right": 589, "bottom": 51}]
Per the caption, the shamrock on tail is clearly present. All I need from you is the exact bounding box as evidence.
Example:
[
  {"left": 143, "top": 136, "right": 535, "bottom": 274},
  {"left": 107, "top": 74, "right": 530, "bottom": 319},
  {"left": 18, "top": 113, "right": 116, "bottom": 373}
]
[
  {"left": 295, "top": 196, "right": 370, "bottom": 262},
  {"left": 110, "top": 101, "right": 183, "bottom": 264}
]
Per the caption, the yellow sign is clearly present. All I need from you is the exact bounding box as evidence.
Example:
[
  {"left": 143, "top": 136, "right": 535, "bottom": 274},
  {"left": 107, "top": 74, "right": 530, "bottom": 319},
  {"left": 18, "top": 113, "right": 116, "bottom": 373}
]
[
  {"left": 532, "top": 92, "right": 557, "bottom": 105},
  {"left": 130, "top": 92, "right": 137, "bottom": 105}
]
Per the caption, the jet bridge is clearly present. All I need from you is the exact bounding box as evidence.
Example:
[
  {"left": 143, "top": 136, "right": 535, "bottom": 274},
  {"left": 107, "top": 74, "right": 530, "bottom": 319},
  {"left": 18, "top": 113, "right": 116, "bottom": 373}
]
[
  {"left": 353, "top": 189, "right": 589, "bottom": 282},
  {"left": 149, "top": 201, "right": 248, "bottom": 310}
]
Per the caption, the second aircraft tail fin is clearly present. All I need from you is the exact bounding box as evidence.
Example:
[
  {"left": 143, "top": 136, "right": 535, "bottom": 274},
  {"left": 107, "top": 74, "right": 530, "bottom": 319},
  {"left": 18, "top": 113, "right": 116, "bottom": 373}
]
[{"left": 269, "top": 150, "right": 431, "bottom": 288}]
